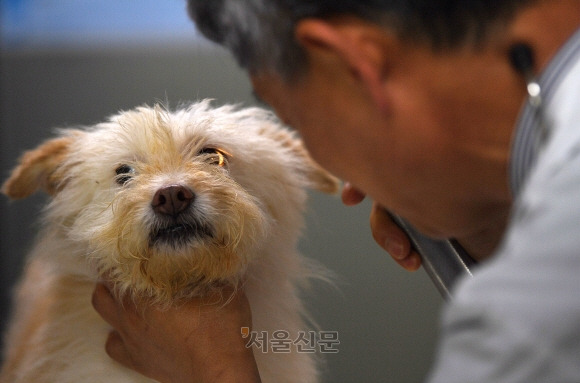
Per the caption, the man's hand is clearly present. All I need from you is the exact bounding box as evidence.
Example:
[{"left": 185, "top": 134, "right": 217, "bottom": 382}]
[
  {"left": 342, "top": 183, "right": 503, "bottom": 270},
  {"left": 341, "top": 183, "right": 421, "bottom": 271},
  {"left": 91, "top": 283, "right": 261, "bottom": 383}
]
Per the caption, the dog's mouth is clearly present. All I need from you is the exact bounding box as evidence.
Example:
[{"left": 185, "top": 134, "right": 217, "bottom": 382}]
[{"left": 150, "top": 221, "right": 214, "bottom": 248}]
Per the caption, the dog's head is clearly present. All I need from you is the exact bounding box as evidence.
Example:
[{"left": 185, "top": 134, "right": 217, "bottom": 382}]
[{"left": 2, "top": 101, "right": 338, "bottom": 303}]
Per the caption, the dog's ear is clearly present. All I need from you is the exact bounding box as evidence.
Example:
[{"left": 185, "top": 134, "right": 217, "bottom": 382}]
[
  {"left": 291, "top": 139, "right": 341, "bottom": 194},
  {"left": 265, "top": 125, "right": 340, "bottom": 194},
  {"left": 2, "top": 135, "right": 76, "bottom": 199}
]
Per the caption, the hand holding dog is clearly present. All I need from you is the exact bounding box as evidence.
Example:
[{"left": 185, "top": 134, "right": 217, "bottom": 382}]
[{"left": 92, "top": 283, "right": 261, "bottom": 383}]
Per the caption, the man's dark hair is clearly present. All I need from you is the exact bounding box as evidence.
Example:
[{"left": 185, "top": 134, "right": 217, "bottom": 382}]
[{"left": 188, "top": 0, "right": 538, "bottom": 78}]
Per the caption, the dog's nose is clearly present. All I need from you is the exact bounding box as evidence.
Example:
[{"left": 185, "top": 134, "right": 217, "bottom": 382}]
[{"left": 151, "top": 185, "right": 195, "bottom": 217}]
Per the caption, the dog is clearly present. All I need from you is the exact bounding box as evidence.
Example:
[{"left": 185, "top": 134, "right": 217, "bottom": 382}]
[{"left": 0, "top": 101, "right": 339, "bottom": 383}]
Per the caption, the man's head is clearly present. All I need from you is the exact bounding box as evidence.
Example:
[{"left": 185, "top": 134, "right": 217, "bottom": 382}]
[
  {"left": 189, "top": 0, "right": 537, "bottom": 79},
  {"left": 187, "top": 1, "right": 578, "bottom": 254}
]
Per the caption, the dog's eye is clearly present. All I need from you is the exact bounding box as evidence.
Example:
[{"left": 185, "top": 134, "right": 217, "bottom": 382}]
[
  {"left": 115, "top": 164, "right": 135, "bottom": 185},
  {"left": 198, "top": 147, "right": 230, "bottom": 167}
]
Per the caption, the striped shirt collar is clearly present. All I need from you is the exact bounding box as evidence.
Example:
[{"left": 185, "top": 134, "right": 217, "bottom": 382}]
[{"left": 510, "top": 27, "right": 580, "bottom": 197}]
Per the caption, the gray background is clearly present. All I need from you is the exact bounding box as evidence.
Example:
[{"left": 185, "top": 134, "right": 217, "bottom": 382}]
[{"left": 0, "top": 45, "right": 442, "bottom": 382}]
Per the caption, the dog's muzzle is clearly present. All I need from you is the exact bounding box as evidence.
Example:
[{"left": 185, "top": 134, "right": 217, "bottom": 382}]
[{"left": 149, "top": 184, "right": 214, "bottom": 247}]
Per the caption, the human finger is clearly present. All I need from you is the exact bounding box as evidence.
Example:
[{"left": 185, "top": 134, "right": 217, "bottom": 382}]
[
  {"left": 341, "top": 182, "right": 366, "bottom": 206},
  {"left": 370, "top": 202, "right": 422, "bottom": 271}
]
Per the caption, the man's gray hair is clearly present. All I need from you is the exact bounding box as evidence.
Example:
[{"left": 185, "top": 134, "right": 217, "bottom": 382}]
[{"left": 188, "top": 0, "right": 538, "bottom": 79}]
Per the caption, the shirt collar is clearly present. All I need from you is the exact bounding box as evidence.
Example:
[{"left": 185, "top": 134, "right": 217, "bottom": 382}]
[{"left": 509, "top": 27, "right": 580, "bottom": 197}]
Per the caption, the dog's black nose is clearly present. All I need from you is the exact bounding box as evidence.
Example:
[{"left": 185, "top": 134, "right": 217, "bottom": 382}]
[{"left": 151, "top": 185, "right": 195, "bottom": 217}]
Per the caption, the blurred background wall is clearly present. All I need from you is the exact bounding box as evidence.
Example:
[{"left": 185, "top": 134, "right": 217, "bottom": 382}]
[{"left": 0, "top": 1, "right": 442, "bottom": 381}]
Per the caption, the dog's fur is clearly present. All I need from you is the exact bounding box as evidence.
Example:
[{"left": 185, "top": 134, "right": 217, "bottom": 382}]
[{"left": 0, "top": 101, "right": 339, "bottom": 383}]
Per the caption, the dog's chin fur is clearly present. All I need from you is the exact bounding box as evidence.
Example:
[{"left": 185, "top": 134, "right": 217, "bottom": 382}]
[
  {"left": 83, "top": 164, "right": 270, "bottom": 306},
  {"left": 0, "top": 101, "right": 339, "bottom": 383}
]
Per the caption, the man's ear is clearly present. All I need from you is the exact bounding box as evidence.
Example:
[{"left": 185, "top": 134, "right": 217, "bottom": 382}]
[
  {"left": 294, "top": 17, "right": 399, "bottom": 112},
  {"left": 2, "top": 133, "right": 78, "bottom": 199}
]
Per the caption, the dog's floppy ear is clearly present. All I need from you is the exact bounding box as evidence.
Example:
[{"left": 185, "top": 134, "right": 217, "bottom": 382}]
[
  {"left": 291, "top": 140, "right": 340, "bottom": 194},
  {"left": 2, "top": 135, "right": 75, "bottom": 199},
  {"left": 266, "top": 125, "right": 340, "bottom": 194}
]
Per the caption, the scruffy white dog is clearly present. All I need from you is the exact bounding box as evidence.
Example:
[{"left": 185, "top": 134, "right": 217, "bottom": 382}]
[{"left": 0, "top": 101, "right": 338, "bottom": 383}]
